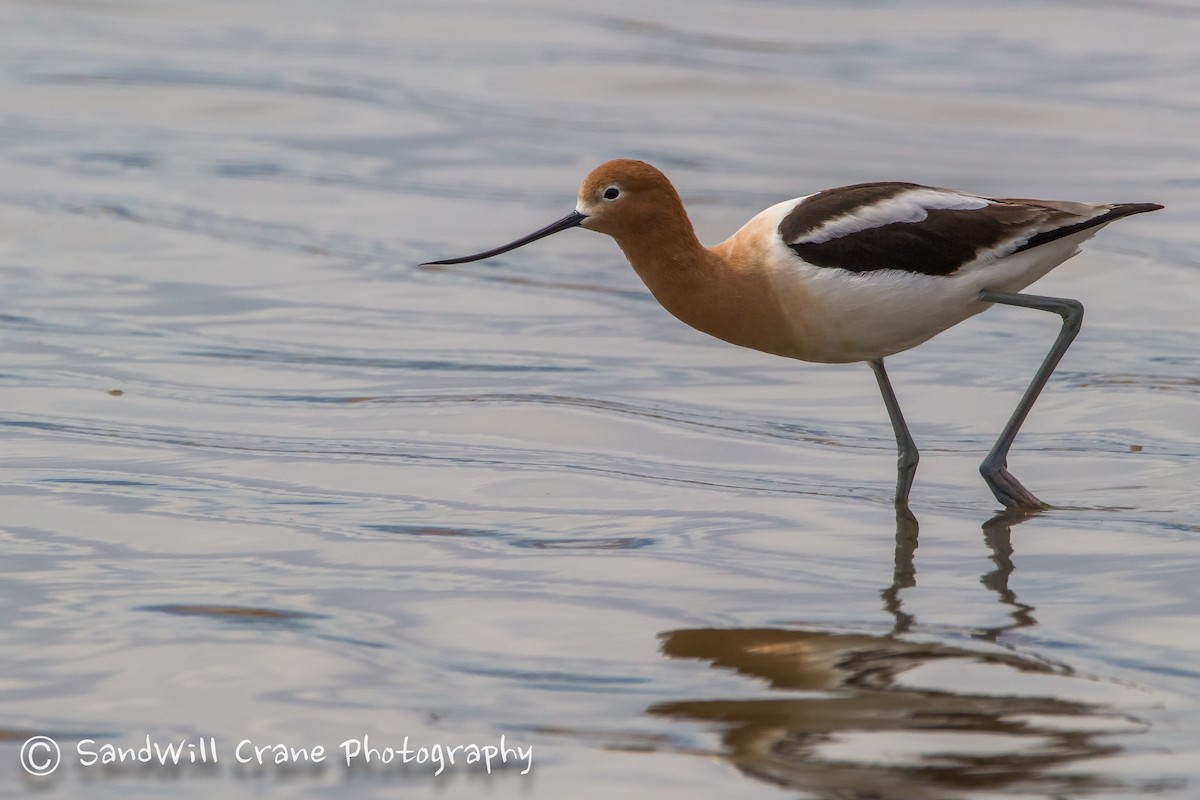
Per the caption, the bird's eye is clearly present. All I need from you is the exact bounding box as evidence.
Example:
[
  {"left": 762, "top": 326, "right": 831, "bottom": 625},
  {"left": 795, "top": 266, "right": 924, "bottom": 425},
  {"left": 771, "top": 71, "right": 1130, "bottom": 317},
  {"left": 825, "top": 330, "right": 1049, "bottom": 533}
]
[{"left": 603, "top": 187, "right": 620, "bottom": 200}]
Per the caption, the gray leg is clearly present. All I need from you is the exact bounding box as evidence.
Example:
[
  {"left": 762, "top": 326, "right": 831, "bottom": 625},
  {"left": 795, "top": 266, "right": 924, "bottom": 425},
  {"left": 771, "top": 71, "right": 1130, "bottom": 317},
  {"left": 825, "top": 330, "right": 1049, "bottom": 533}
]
[
  {"left": 977, "top": 289, "right": 1084, "bottom": 510},
  {"left": 869, "top": 358, "right": 919, "bottom": 509}
]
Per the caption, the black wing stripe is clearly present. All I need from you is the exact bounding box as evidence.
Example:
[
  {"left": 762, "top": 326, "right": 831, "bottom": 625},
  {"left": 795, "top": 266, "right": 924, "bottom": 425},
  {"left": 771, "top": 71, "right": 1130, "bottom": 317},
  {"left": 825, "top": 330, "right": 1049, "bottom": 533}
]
[{"left": 787, "top": 207, "right": 1020, "bottom": 277}]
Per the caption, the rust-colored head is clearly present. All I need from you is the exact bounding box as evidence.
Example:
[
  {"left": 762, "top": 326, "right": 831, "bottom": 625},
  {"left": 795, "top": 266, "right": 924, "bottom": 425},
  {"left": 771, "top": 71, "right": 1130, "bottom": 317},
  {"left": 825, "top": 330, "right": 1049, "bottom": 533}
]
[
  {"left": 421, "top": 159, "right": 699, "bottom": 267},
  {"left": 574, "top": 159, "right": 690, "bottom": 239}
]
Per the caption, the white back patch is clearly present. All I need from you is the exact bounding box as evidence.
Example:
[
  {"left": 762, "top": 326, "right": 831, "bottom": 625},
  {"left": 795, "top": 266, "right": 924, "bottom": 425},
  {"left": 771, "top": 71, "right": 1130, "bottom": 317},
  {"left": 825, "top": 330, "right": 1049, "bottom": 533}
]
[{"left": 798, "top": 189, "right": 991, "bottom": 244}]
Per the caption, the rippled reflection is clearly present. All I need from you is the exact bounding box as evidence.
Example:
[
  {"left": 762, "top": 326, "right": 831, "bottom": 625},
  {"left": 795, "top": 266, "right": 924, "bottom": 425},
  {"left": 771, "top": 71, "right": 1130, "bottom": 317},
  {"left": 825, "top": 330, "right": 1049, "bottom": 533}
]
[
  {"left": 883, "top": 509, "right": 1038, "bottom": 638},
  {"left": 650, "top": 511, "right": 1150, "bottom": 798}
]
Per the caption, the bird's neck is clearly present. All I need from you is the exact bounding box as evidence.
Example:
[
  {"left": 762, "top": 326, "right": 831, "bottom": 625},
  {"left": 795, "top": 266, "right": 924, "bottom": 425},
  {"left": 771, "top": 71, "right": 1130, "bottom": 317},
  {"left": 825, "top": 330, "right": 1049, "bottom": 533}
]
[
  {"left": 611, "top": 222, "right": 758, "bottom": 345},
  {"left": 614, "top": 217, "right": 808, "bottom": 360},
  {"left": 610, "top": 219, "right": 719, "bottom": 316},
  {"left": 613, "top": 219, "right": 710, "bottom": 282}
]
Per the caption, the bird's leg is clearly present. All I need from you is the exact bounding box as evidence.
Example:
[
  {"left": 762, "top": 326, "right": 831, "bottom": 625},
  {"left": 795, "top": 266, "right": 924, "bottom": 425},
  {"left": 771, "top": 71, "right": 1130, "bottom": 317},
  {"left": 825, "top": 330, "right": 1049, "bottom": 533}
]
[
  {"left": 976, "top": 289, "right": 1084, "bottom": 510},
  {"left": 869, "top": 358, "right": 919, "bottom": 509}
]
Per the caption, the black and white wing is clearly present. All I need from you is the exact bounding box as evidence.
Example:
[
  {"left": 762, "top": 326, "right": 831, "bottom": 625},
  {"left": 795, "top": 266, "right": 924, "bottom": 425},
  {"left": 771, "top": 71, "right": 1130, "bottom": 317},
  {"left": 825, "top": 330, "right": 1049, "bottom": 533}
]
[{"left": 779, "top": 182, "right": 1161, "bottom": 276}]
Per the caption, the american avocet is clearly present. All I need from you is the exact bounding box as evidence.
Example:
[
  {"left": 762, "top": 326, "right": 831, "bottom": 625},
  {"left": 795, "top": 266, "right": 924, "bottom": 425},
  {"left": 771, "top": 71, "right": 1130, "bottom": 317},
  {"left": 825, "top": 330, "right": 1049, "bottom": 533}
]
[{"left": 424, "top": 160, "right": 1161, "bottom": 510}]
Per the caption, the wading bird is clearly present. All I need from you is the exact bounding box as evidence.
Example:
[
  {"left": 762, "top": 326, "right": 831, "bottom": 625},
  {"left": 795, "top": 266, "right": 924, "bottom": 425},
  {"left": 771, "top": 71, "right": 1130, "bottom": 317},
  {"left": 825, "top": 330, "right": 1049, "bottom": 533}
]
[{"left": 424, "top": 160, "right": 1160, "bottom": 510}]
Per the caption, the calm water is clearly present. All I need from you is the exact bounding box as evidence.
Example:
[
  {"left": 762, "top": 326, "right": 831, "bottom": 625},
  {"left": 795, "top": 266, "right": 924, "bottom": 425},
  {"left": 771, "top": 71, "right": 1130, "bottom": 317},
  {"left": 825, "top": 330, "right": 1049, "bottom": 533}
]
[{"left": 2, "top": 1, "right": 1199, "bottom": 798}]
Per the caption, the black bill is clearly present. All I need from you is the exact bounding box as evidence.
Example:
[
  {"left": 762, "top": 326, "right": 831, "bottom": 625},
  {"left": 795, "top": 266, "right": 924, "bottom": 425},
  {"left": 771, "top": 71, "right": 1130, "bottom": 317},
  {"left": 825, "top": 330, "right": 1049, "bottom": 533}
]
[{"left": 421, "top": 210, "right": 588, "bottom": 266}]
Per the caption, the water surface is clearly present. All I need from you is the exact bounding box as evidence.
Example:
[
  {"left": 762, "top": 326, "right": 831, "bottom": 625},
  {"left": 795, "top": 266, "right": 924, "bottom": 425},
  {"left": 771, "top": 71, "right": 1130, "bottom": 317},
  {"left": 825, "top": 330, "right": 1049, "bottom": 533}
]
[{"left": 2, "top": 1, "right": 1199, "bottom": 797}]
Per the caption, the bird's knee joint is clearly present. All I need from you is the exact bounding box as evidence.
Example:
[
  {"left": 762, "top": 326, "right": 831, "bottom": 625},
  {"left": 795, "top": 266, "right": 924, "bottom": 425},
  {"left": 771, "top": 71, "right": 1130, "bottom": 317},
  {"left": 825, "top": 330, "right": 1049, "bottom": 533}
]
[{"left": 1060, "top": 298, "right": 1084, "bottom": 326}]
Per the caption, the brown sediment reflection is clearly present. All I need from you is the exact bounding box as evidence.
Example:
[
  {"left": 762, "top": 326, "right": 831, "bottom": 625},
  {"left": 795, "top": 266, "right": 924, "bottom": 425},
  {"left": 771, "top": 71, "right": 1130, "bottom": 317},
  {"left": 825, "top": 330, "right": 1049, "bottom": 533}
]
[{"left": 138, "top": 604, "right": 326, "bottom": 624}]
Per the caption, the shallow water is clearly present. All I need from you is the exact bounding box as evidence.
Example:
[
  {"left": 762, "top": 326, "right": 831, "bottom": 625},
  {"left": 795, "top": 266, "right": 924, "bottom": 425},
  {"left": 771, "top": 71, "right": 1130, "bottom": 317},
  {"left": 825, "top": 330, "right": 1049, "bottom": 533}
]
[{"left": 2, "top": 1, "right": 1199, "bottom": 797}]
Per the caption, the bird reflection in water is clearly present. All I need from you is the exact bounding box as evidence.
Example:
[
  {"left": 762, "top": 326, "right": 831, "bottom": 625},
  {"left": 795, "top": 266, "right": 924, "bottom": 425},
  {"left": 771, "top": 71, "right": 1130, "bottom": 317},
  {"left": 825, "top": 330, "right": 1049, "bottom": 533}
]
[{"left": 650, "top": 510, "right": 1146, "bottom": 798}]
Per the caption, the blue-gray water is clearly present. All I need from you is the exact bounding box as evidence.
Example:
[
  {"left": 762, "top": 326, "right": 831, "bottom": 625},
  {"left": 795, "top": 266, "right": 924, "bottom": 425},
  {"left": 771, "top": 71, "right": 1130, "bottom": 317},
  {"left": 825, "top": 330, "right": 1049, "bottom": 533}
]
[{"left": 2, "top": 1, "right": 1199, "bottom": 798}]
